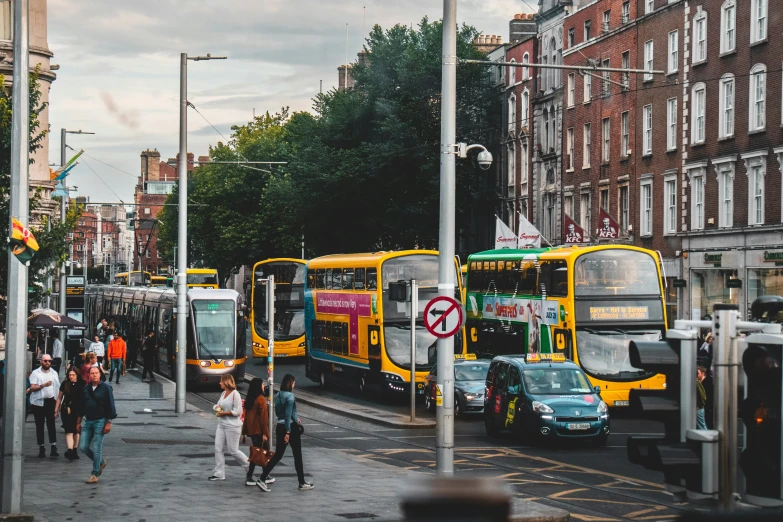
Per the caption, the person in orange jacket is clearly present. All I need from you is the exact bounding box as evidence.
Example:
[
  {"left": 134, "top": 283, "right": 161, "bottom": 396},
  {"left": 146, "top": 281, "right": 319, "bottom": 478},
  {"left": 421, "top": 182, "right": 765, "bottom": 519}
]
[{"left": 106, "top": 333, "right": 127, "bottom": 385}]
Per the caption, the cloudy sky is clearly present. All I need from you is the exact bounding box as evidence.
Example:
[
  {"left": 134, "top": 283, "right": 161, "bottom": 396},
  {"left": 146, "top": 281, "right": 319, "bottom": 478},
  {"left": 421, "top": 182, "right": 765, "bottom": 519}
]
[{"left": 48, "top": 0, "right": 531, "bottom": 203}]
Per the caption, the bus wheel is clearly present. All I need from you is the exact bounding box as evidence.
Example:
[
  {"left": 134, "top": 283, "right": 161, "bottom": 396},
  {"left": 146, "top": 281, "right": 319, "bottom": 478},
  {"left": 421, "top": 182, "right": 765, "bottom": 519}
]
[
  {"left": 319, "top": 369, "right": 328, "bottom": 387},
  {"left": 358, "top": 375, "right": 367, "bottom": 394}
]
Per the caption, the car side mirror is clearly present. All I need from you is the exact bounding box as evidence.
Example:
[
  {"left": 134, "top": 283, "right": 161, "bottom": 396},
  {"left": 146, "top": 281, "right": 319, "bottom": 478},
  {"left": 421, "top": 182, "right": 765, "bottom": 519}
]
[{"left": 594, "top": 385, "right": 601, "bottom": 394}]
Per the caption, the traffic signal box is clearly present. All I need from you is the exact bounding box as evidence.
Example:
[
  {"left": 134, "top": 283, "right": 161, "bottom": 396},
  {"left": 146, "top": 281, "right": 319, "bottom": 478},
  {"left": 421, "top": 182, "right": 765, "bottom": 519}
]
[
  {"left": 740, "top": 338, "right": 782, "bottom": 502},
  {"left": 626, "top": 339, "right": 704, "bottom": 493}
]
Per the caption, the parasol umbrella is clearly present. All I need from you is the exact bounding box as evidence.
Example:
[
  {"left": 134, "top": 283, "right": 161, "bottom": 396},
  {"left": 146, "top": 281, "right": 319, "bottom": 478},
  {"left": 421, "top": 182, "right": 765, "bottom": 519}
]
[{"left": 27, "top": 309, "right": 87, "bottom": 330}]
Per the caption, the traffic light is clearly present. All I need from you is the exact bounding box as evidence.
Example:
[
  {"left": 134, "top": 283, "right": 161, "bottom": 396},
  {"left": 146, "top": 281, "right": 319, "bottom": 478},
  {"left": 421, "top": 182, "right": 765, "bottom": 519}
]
[
  {"left": 626, "top": 339, "right": 701, "bottom": 490},
  {"left": 740, "top": 342, "right": 781, "bottom": 501}
]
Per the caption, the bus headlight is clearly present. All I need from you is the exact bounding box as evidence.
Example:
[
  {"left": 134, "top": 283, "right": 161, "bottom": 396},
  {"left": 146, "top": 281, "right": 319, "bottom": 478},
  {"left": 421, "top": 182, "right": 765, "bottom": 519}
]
[
  {"left": 597, "top": 401, "right": 608, "bottom": 414},
  {"left": 298, "top": 342, "right": 306, "bottom": 347},
  {"left": 199, "top": 361, "right": 212, "bottom": 367},
  {"left": 224, "top": 360, "right": 235, "bottom": 367},
  {"left": 532, "top": 401, "right": 554, "bottom": 414}
]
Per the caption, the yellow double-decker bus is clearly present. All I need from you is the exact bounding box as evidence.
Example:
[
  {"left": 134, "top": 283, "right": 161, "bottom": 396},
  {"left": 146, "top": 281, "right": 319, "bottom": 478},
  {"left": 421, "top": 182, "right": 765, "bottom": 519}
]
[
  {"left": 113, "top": 271, "right": 151, "bottom": 286},
  {"left": 304, "top": 250, "right": 466, "bottom": 395},
  {"left": 251, "top": 259, "right": 306, "bottom": 358},
  {"left": 151, "top": 275, "right": 168, "bottom": 287},
  {"left": 187, "top": 268, "right": 219, "bottom": 289},
  {"left": 465, "top": 245, "right": 667, "bottom": 407}
]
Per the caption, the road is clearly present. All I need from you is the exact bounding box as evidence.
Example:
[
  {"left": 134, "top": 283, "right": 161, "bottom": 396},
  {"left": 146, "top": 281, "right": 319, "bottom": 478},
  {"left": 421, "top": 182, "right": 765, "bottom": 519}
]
[{"left": 189, "top": 348, "right": 696, "bottom": 522}]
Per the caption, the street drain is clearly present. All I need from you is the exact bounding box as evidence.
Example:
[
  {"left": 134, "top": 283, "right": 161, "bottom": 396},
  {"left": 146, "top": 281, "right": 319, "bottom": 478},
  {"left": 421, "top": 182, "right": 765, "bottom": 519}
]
[
  {"left": 123, "top": 439, "right": 214, "bottom": 445},
  {"left": 335, "top": 513, "right": 378, "bottom": 520}
]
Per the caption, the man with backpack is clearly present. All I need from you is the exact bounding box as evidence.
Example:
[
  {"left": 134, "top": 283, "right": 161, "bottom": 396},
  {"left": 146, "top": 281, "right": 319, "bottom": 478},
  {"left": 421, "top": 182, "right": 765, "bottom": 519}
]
[{"left": 77, "top": 366, "right": 117, "bottom": 484}]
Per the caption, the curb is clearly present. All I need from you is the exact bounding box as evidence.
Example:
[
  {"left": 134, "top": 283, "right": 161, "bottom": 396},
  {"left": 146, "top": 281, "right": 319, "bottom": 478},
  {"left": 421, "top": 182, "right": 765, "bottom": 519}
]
[
  {"left": 244, "top": 372, "right": 436, "bottom": 430},
  {"left": 0, "top": 515, "right": 35, "bottom": 521}
]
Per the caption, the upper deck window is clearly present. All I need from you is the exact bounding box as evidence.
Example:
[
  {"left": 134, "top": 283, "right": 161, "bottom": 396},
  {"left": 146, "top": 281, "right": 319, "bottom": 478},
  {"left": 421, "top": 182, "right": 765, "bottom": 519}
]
[{"left": 574, "top": 250, "right": 660, "bottom": 296}]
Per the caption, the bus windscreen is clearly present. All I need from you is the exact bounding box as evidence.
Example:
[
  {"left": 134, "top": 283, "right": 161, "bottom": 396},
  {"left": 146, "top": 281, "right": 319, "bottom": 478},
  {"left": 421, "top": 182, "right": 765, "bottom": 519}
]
[
  {"left": 254, "top": 263, "right": 305, "bottom": 341},
  {"left": 574, "top": 250, "right": 661, "bottom": 296},
  {"left": 188, "top": 273, "right": 218, "bottom": 286}
]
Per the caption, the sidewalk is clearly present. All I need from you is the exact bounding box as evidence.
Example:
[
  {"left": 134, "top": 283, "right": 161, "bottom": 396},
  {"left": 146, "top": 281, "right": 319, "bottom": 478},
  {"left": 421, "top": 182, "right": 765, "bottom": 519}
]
[{"left": 19, "top": 371, "right": 568, "bottom": 522}]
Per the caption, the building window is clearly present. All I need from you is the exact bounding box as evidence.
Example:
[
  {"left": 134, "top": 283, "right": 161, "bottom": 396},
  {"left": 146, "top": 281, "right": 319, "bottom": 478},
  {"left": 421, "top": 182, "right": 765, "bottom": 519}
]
[
  {"left": 665, "top": 178, "right": 677, "bottom": 235},
  {"left": 0, "top": 0, "right": 10, "bottom": 41},
  {"left": 619, "top": 185, "right": 629, "bottom": 230},
  {"left": 583, "top": 72, "right": 591, "bottom": 102},
  {"left": 668, "top": 30, "right": 678, "bottom": 73},
  {"left": 601, "top": 59, "right": 610, "bottom": 96},
  {"left": 643, "top": 104, "right": 652, "bottom": 156},
  {"left": 600, "top": 188, "right": 609, "bottom": 211},
  {"left": 714, "top": 161, "right": 735, "bottom": 228},
  {"left": 751, "top": 0, "right": 767, "bottom": 43},
  {"left": 693, "top": 11, "right": 707, "bottom": 63},
  {"left": 621, "top": 111, "right": 629, "bottom": 157},
  {"left": 602, "top": 10, "right": 611, "bottom": 33},
  {"left": 721, "top": 2, "right": 736, "bottom": 54},
  {"left": 507, "top": 142, "right": 515, "bottom": 187},
  {"left": 718, "top": 75, "right": 735, "bottom": 138},
  {"left": 564, "top": 194, "right": 573, "bottom": 218},
  {"left": 522, "top": 53, "right": 529, "bottom": 80},
  {"left": 508, "top": 58, "right": 516, "bottom": 85},
  {"left": 580, "top": 193, "right": 590, "bottom": 229},
  {"left": 743, "top": 154, "right": 767, "bottom": 226},
  {"left": 644, "top": 40, "right": 653, "bottom": 81},
  {"left": 584, "top": 20, "right": 591, "bottom": 41},
  {"left": 567, "top": 127, "right": 574, "bottom": 170},
  {"left": 521, "top": 141, "right": 528, "bottom": 183},
  {"left": 541, "top": 56, "right": 548, "bottom": 91},
  {"left": 622, "top": 1, "right": 630, "bottom": 23},
  {"left": 521, "top": 90, "right": 529, "bottom": 128},
  {"left": 567, "top": 73, "right": 575, "bottom": 107},
  {"left": 691, "top": 83, "right": 706, "bottom": 144},
  {"left": 602, "top": 118, "right": 610, "bottom": 163},
  {"left": 583, "top": 123, "right": 591, "bottom": 168},
  {"left": 621, "top": 51, "right": 630, "bottom": 88},
  {"left": 542, "top": 193, "right": 556, "bottom": 240},
  {"left": 749, "top": 64, "right": 766, "bottom": 132},
  {"left": 641, "top": 181, "right": 652, "bottom": 236},
  {"left": 543, "top": 110, "right": 549, "bottom": 151},
  {"left": 568, "top": 27, "right": 574, "bottom": 48},
  {"left": 689, "top": 171, "right": 705, "bottom": 231},
  {"left": 144, "top": 208, "right": 151, "bottom": 215},
  {"left": 507, "top": 93, "right": 516, "bottom": 135},
  {"left": 645, "top": 0, "right": 654, "bottom": 15},
  {"left": 666, "top": 98, "right": 677, "bottom": 151}
]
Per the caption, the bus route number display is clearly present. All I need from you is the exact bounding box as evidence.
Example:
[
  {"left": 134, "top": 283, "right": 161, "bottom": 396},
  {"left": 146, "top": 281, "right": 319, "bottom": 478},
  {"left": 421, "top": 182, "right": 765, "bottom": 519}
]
[{"left": 589, "top": 305, "right": 649, "bottom": 321}]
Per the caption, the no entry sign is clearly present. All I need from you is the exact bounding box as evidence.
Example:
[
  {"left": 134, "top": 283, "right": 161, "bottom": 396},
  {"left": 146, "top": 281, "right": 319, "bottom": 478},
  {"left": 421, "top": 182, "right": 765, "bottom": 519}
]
[{"left": 423, "top": 296, "right": 464, "bottom": 339}]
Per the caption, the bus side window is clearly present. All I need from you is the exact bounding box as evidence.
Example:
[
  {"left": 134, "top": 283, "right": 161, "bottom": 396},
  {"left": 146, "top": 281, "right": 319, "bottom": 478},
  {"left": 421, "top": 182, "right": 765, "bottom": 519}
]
[
  {"left": 366, "top": 268, "right": 377, "bottom": 291},
  {"left": 316, "top": 269, "right": 325, "bottom": 289},
  {"left": 355, "top": 268, "right": 365, "bottom": 290},
  {"left": 343, "top": 269, "right": 354, "bottom": 290},
  {"left": 518, "top": 261, "right": 537, "bottom": 295},
  {"left": 325, "top": 269, "right": 332, "bottom": 290},
  {"left": 307, "top": 272, "right": 316, "bottom": 289},
  {"left": 540, "top": 260, "right": 568, "bottom": 297},
  {"left": 332, "top": 269, "right": 342, "bottom": 290}
]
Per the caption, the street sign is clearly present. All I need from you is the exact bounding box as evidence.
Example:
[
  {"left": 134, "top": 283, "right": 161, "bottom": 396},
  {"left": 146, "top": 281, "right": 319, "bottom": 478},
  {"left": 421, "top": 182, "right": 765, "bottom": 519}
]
[{"left": 423, "top": 296, "right": 463, "bottom": 339}]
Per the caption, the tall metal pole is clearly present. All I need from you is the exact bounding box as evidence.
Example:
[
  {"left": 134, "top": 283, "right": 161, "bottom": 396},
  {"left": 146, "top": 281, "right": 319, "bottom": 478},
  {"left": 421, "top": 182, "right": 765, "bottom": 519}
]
[
  {"left": 410, "top": 280, "right": 417, "bottom": 422},
  {"left": 175, "top": 53, "right": 188, "bottom": 413},
  {"left": 267, "top": 276, "right": 275, "bottom": 451},
  {"left": 436, "top": 0, "right": 457, "bottom": 476},
  {"left": 1, "top": 0, "right": 30, "bottom": 512},
  {"left": 714, "top": 304, "right": 738, "bottom": 511},
  {"left": 301, "top": 234, "right": 304, "bottom": 259},
  {"left": 59, "top": 128, "right": 67, "bottom": 353},
  {"left": 45, "top": 218, "right": 52, "bottom": 308}
]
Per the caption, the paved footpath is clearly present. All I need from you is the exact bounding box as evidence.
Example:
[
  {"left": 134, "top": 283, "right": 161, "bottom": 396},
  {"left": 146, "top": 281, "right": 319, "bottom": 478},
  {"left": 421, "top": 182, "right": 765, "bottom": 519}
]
[{"left": 20, "top": 371, "right": 568, "bottom": 522}]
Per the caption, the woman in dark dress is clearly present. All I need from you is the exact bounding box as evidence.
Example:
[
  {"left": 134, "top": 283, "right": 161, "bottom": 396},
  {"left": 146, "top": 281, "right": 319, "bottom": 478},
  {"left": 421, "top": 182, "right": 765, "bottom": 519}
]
[{"left": 55, "top": 367, "right": 85, "bottom": 461}]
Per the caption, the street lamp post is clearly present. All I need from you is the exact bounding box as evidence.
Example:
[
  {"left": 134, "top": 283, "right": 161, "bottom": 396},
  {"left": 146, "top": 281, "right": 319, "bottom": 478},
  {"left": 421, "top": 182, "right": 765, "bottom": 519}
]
[{"left": 176, "top": 52, "right": 226, "bottom": 414}]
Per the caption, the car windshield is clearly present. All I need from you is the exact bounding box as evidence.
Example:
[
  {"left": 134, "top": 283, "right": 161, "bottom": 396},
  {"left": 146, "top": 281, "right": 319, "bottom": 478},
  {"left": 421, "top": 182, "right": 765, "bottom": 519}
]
[
  {"left": 522, "top": 368, "right": 593, "bottom": 395},
  {"left": 455, "top": 363, "right": 489, "bottom": 382},
  {"left": 576, "top": 329, "right": 661, "bottom": 380}
]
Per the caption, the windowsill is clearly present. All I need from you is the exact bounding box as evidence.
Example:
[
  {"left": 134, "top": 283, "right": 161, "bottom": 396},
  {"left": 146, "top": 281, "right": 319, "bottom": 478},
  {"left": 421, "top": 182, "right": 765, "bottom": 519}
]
[
  {"left": 642, "top": 153, "right": 652, "bottom": 158},
  {"left": 719, "top": 49, "right": 737, "bottom": 58},
  {"left": 583, "top": 99, "right": 592, "bottom": 105},
  {"left": 641, "top": 234, "right": 653, "bottom": 239},
  {"left": 620, "top": 156, "right": 630, "bottom": 162},
  {"left": 601, "top": 161, "right": 610, "bottom": 166},
  {"left": 748, "top": 128, "right": 766, "bottom": 135},
  {"left": 692, "top": 59, "right": 707, "bottom": 67},
  {"left": 718, "top": 135, "right": 734, "bottom": 142},
  {"left": 667, "top": 70, "right": 678, "bottom": 76},
  {"left": 582, "top": 165, "right": 591, "bottom": 170},
  {"left": 566, "top": 168, "right": 574, "bottom": 173},
  {"left": 643, "top": 78, "right": 653, "bottom": 84},
  {"left": 567, "top": 104, "right": 575, "bottom": 110},
  {"left": 667, "top": 147, "right": 676, "bottom": 153},
  {"left": 749, "top": 37, "right": 767, "bottom": 48},
  {"left": 691, "top": 141, "right": 705, "bottom": 148}
]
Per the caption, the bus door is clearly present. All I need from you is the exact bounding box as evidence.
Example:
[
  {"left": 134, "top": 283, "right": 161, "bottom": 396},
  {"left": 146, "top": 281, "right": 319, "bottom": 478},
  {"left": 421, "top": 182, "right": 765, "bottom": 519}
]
[
  {"left": 553, "top": 328, "right": 573, "bottom": 360},
  {"left": 368, "top": 325, "right": 381, "bottom": 373}
]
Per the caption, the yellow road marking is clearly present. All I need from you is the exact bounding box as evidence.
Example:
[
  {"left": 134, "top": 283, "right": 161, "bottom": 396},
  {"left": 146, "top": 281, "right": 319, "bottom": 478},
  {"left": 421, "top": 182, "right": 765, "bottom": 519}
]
[
  {"left": 570, "top": 514, "right": 620, "bottom": 522},
  {"left": 624, "top": 506, "right": 666, "bottom": 518},
  {"left": 633, "top": 515, "right": 679, "bottom": 521},
  {"left": 548, "top": 487, "right": 589, "bottom": 499},
  {"left": 379, "top": 449, "right": 433, "bottom": 455}
]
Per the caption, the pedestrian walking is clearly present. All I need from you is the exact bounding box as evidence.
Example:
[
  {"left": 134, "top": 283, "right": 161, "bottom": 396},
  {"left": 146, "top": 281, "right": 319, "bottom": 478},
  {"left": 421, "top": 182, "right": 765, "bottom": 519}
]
[
  {"left": 257, "top": 374, "right": 313, "bottom": 491},
  {"left": 242, "top": 378, "right": 273, "bottom": 486},
  {"left": 77, "top": 366, "right": 117, "bottom": 484},
  {"left": 107, "top": 333, "right": 126, "bottom": 385},
  {"left": 696, "top": 366, "right": 708, "bottom": 430},
  {"left": 87, "top": 335, "right": 105, "bottom": 365},
  {"left": 209, "top": 375, "right": 249, "bottom": 481},
  {"left": 55, "top": 367, "right": 85, "bottom": 460},
  {"left": 28, "top": 354, "right": 61, "bottom": 458},
  {"left": 51, "top": 330, "right": 64, "bottom": 374},
  {"left": 140, "top": 331, "right": 156, "bottom": 382}
]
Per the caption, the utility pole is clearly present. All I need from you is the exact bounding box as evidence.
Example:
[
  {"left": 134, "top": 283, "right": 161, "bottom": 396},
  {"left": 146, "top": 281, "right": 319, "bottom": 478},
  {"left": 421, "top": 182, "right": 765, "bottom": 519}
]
[
  {"left": 436, "top": 0, "right": 457, "bottom": 476},
  {"left": 176, "top": 52, "right": 226, "bottom": 414},
  {"left": 1, "top": 0, "right": 30, "bottom": 512},
  {"left": 267, "top": 276, "right": 275, "bottom": 451}
]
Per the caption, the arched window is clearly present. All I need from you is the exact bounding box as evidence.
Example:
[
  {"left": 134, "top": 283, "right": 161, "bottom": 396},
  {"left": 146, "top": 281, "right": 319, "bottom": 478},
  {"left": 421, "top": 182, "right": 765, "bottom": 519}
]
[
  {"left": 550, "top": 38, "right": 558, "bottom": 89},
  {"left": 521, "top": 89, "right": 529, "bottom": 128},
  {"left": 749, "top": 64, "right": 766, "bottom": 131},
  {"left": 718, "top": 73, "right": 735, "bottom": 139},
  {"left": 522, "top": 52, "right": 529, "bottom": 80},
  {"left": 543, "top": 110, "right": 549, "bottom": 151},
  {"left": 508, "top": 93, "right": 516, "bottom": 135},
  {"left": 542, "top": 55, "right": 548, "bottom": 91},
  {"left": 509, "top": 58, "right": 516, "bottom": 85},
  {"left": 691, "top": 82, "right": 706, "bottom": 144}
]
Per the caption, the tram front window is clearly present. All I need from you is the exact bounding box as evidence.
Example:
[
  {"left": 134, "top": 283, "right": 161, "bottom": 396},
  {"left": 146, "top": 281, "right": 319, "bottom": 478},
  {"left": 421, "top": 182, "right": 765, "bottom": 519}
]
[
  {"left": 576, "top": 329, "right": 660, "bottom": 381},
  {"left": 192, "top": 301, "right": 235, "bottom": 359}
]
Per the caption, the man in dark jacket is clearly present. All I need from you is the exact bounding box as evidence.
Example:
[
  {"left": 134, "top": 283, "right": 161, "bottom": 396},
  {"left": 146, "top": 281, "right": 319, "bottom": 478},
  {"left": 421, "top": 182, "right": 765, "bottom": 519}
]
[
  {"left": 141, "top": 331, "right": 157, "bottom": 382},
  {"left": 77, "top": 366, "right": 117, "bottom": 484}
]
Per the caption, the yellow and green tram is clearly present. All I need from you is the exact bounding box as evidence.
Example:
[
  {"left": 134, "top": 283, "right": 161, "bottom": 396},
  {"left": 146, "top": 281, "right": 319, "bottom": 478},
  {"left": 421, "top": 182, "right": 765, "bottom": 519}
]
[
  {"left": 304, "top": 250, "right": 466, "bottom": 395},
  {"left": 465, "top": 245, "right": 667, "bottom": 407}
]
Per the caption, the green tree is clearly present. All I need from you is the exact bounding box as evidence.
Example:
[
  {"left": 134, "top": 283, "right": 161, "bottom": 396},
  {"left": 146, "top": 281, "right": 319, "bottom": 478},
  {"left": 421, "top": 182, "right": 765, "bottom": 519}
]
[{"left": 0, "top": 69, "right": 81, "bottom": 307}]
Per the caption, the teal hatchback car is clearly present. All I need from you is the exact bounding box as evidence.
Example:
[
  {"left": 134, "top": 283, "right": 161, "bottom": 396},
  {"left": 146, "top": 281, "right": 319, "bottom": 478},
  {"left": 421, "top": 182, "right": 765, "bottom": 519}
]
[{"left": 484, "top": 353, "right": 610, "bottom": 445}]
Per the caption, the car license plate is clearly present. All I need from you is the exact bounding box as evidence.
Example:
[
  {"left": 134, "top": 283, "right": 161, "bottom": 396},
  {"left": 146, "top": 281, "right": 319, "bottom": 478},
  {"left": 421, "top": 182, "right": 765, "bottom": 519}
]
[
  {"left": 614, "top": 400, "right": 629, "bottom": 407},
  {"left": 567, "top": 423, "right": 591, "bottom": 430},
  {"left": 275, "top": 354, "right": 289, "bottom": 357}
]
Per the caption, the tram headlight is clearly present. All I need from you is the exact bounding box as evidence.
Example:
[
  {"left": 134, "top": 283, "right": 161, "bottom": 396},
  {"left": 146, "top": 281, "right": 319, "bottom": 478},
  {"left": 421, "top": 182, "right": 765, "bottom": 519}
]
[
  {"left": 224, "top": 360, "right": 235, "bottom": 367},
  {"left": 199, "top": 361, "right": 212, "bottom": 367}
]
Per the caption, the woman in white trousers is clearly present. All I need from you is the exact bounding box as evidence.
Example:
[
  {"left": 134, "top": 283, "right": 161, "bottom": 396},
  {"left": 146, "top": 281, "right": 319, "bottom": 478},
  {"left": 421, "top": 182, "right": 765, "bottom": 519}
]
[{"left": 209, "top": 375, "right": 249, "bottom": 481}]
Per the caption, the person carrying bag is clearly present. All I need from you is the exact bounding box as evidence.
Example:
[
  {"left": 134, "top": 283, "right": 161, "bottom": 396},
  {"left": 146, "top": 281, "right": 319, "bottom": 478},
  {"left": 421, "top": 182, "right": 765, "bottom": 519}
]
[{"left": 242, "top": 378, "right": 274, "bottom": 486}]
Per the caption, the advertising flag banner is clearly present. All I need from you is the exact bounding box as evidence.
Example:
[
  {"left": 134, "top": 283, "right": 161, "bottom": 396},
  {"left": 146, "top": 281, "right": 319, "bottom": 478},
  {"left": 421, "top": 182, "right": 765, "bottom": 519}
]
[
  {"left": 495, "top": 216, "right": 518, "bottom": 249},
  {"left": 563, "top": 214, "right": 587, "bottom": 244},
  {"left": 9, "top": 218, "right": 40, "bottom": 265},
  {"left": 517, "top": 213, "right": 542, "bottom": 248},
  {"left": 597, "top": 208, "right": 621, "bottom": 239}
]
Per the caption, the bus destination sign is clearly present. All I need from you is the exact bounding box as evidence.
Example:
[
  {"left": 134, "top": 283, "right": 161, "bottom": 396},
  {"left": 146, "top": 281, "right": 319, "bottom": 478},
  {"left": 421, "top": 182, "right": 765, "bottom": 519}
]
[{"left": 589, "top": 305, "right": 650, "bottom": 321}]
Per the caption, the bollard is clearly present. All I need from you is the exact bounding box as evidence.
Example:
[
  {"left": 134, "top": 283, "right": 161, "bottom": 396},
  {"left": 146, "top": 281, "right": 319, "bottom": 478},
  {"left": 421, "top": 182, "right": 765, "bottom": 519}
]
[{"left": 402, "top": 477, "right": 509, "bottom": 522}]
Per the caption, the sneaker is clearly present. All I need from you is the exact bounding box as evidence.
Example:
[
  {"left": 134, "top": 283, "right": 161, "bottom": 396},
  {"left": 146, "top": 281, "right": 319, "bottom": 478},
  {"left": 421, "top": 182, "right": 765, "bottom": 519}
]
[
  {"left": 50, "top": 446, "right": 59, "bottom": 458},
  {"left": 85, "top": 475, "right": 98, "bottom": 484},
  {"left": 208, "top": 476, "right": 225, "bottom": 481},
  {"left": 245, "top": 479, "right": 257, "bottom": 486},
  {"left": 298, "top": 482, "right": 314, "bottom": 490},
  {"left": 264, "top": 476, "right": 276, "bottom": 484},
  {"left": 255, "top": 479, "right": 270, "bottom": 492},
  {"left": 98, "top": 459, "right": 108, "bottom": 476},
  {"left": 37, "top": 446, "right": 46, "bottom": 458}
]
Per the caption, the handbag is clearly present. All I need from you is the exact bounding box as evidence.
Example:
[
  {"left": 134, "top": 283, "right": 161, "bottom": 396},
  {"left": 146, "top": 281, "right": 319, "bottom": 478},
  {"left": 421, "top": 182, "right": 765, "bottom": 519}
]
[{"left": 249, "top": 446, "right": 273, "bottom": 467}]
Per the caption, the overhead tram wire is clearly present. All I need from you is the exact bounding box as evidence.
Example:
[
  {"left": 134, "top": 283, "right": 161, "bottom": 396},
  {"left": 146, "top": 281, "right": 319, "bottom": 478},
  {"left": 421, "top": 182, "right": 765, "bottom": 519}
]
[{"left": 79, "top": 156, "right": 127, "bottom": 203}]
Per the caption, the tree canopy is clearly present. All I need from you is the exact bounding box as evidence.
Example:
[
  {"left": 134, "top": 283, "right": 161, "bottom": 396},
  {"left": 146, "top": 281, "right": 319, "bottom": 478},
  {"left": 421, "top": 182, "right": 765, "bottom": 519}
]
[{"left": 158, "top": 18, "right": 501, "bottom": 277}]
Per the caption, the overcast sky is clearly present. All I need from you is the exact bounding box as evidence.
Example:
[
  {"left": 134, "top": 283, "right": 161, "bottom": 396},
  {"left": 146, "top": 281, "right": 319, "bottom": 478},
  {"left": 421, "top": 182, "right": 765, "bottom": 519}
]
[{"left": 48, "top": 0, "right": 530, "bottom": 204}]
